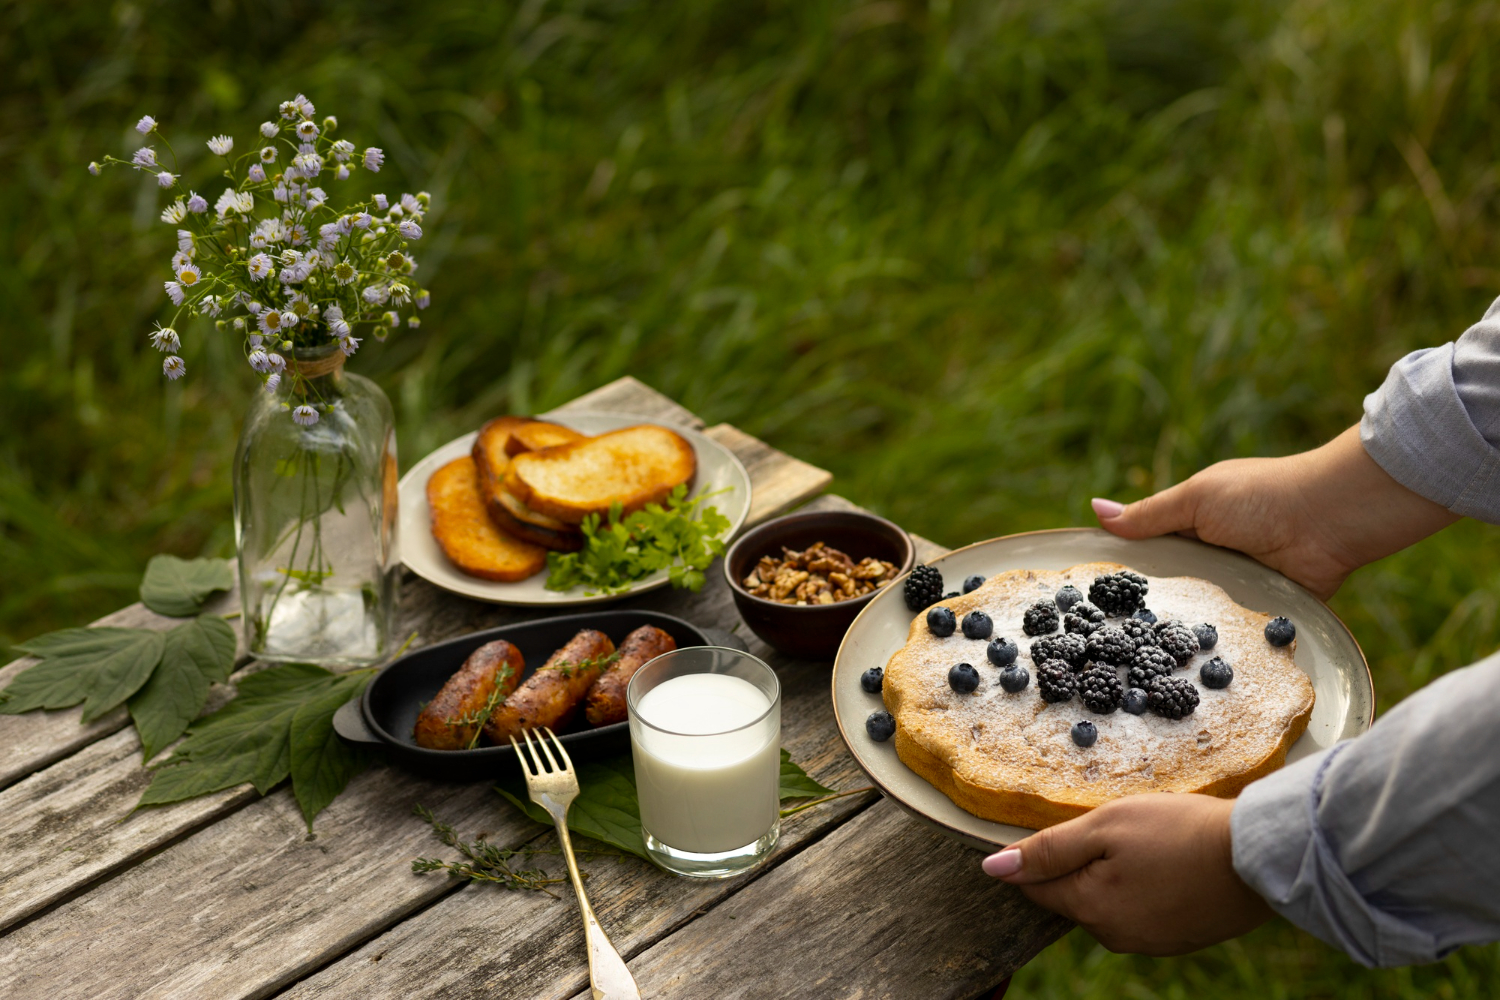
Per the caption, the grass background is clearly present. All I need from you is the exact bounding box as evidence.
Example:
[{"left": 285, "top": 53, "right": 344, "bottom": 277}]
[{"left": 5, "top": 0, "right": 1500, "bottom": 993}]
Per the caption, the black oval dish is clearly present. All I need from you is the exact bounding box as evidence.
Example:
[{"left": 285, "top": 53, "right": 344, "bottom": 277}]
[{"left": 333, "top": 610, "right": 745, "bottom": 781}]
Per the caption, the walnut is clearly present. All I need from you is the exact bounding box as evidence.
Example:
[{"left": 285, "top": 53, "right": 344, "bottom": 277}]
[{"left": 745, "top": 542, "right": 898, "bottom": 605}]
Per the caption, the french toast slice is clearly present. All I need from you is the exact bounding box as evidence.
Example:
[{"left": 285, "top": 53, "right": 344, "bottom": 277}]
[
  {"left": 427, "top": 456, "right": 547, "bottom": 581},
  {"left": 470, "top": 415, "right": 585, "bottom": 551},
  {"left": 472, "top": 415, "right": 531, "bottom": 506},
  {"left": 505, "top": 419, "right": 588, "bottom": 457},
  {"left": 506, "top": 424, "right": 697, "bottom": 525}
]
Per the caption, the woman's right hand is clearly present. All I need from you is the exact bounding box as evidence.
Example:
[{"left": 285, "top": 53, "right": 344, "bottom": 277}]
[{"left": 1093, "top": 426, "right": 1459, "bottom": 601}]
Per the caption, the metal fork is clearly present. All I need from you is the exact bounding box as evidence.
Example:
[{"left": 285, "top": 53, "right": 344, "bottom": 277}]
[{"left": 511, "top": 728, "right": 641, "bottom": 1000}]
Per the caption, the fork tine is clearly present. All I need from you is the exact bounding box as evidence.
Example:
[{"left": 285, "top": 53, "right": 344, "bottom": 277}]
[
  {"left": 520, "top": 728, "right": 543, "bottom": 772},
  {"left": 509, "top": 734, "right": 535, "bottom": 776},
  {"left": 533, "top": 727, "right": 562, "bottom": 773},
  {"left": 542, "top": 727, "right": 573, "bottom": 772}
]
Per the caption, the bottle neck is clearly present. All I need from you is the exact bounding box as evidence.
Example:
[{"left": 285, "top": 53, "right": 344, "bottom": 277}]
[{"left": 289, "top": 345, "right": 346, "bottom": 396}]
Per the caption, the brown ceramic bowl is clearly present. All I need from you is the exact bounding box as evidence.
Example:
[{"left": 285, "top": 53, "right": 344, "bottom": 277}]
[{"left": 725, "top": 510, "right": 915, "bottom": 661}]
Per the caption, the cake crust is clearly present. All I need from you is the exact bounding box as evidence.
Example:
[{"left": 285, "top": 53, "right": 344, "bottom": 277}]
[{"left": 882, "top": 562, "right": 1315, "bottom": 829}]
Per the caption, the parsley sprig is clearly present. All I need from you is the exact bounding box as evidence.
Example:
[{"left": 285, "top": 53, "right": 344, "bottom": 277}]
[{"left": 543, "top": 485, "right": 731, "bottom": 595}]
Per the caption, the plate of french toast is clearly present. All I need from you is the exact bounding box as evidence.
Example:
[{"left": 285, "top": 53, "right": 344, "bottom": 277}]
[
  {"left": 832, "top": 528, "right": 1374, "bottom": 850},
  {"left": 398, "top": 412, "right": 752, "bottom": 605}
]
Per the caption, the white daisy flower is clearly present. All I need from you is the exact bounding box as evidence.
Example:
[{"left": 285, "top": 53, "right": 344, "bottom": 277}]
[
  {"left": 162, "top": 355, "right": 186, "bottom": 380},
  {"left": 373, "top": 193, "right": 388, "bottom": 210},
  {"left": 260, "top": 121, "right": 279, "bottom": 138},
  {"left": 264, "top": 372, "right": 282, "bottom": 393},
  {"left": 416, "top": 292, "right": 430, "bottom": 310},
  {"left": 256, "top": 309, "right": 286, "bottom": 335},
  {"left": 132, "top": 147, "right": 157, "bottom": 169},
  {"left": 136, "top": 115, "right": 157, "bottom": 134},
  {"left": 177, "top": 263, "right": 202, "bottom": 286},
  {"left": 241, "top": 295, "right": 262, "bottom": 312},
  {"left": 207, "top": 135, "right": 234, "bottom": 156},
  {"left": 248, "top": 348, "right": 272, "bottom": 372},
  {"left": 298, "top": 141, "right": 317, "bottom": 156},
  {"left": 260, "top": 146, "right": 278, "bottom": 163},
  {"left": 416, "top": 191, "right": 431, "bottom": 207},
  {"left": 330, "top": 139, "right": 355, "bottom": 162},
  {"left": 248, "top": 334, "right": 262, "bottom": 346},
  {"left": 247, "top": 253, "right": 274, "bottom": 281},
  {"left": 389, "top": 204, "right": 404, "bottom": 219},
  {"left": 330, "top": 317, "right": 352, "bottom": 339},
  {"left": 292, "top": 404, "right": 319, "bottom": 426},
  {"left": 171, "top": 250, "right": 193, "bottom": 270},
  {"left": 198, "top": 294, "right": 222, "bottom": 317},
  {"left": 214, "top": 188, "right": 253, "bottom": 218},
  {"left": 186, "top": 191, "right": 208, "bottom": 213},
  {"left": 335, "top": 214, "right": 354, "bottom": 234},
  {"left": 160, "top": 200, "right": 187, "bottom": 224},
  {"left": 149, "top": 324, "right": 180, "bottom": 352},
  {"left": 401, "top": 193, "right": 421, "bottom": 213},
  {"left": 287, "top": 222, "right": 308, "bottom": 246},
  {"left": 363, "top": 147, "right": 384, "bottom": 172},
  {"left": 334, "top": 259, "right": 357, "bottom": 284},
  {"left": 362, "top": 284, "right": 390, "bottom": 304},
  {"left": 273, "top": 182, "right": 289, "bottom": 203},
  {"left": 352, "top": 212, "right": 373, "bottom": 229},
  {"left": 164, "top": 280, "right": 185, "bottom": 305},
  {"left": 335, "top": 164, "right": 350, "bottom": 180},
  {"left": 295, "top": 121, "right": 319, "bottom": 141},
  {"left": 233, "top": 317, "right": 246, "bottom": 331},
  {"left": 279, "top": 100, "right": 300, "bottom": 120},
  {"left": 398, "top": 219, "right": 422, "bottom": 240},
  {"left": 176, "top": 229, "right": 194, "bottom": 253},
  {"left": 248, "top": 163, "right": 266, "bottom": 183},
  {"left": 340, "top": 335, "right": 361, "bottom": 357},
  {"left": 294, "top": 94, "right": 316, "bottom": 118},
  {"left": 157, "top": 171, "right": 176, "bottom": 188},
  {"left": 407, "top": 316, "right": 421, "bottom": 328},
  {"left": 292, "top": 153, "right": 323, "bottom": 177},
  {"left": 306, "top": 187, "right": 327, "bottom": 208},
  {"left": 88, "top": 161, "right": 101, "bottom": 175},
  {"left": 322, "top": 115, "right": 337, "bottom": 129},
  {"left": 248, "top": 230, "right": 269, "bottom": 249},
  {"left": 382, "top": 310, "right": 399, "bottom": 327}
]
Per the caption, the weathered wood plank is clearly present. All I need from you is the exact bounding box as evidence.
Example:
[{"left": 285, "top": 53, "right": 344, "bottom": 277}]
[
  {"left": 587, "top": 800, "right": 1071, "bottom": 1000},
  {"left": 704, "top": 423, "right": 832, "bottom": 527},
  {"left": 0, "top": 587, "right": 242, "bottom": 793},
  {"left": 545, "top": 375, "right": 704, "bottom": 429}
]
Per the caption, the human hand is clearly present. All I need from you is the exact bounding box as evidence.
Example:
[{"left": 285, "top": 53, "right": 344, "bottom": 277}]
[
  {"left": 1092, "top": 426, "right": 1459, "bottom": 600},
  {"left": 981, "top": 793, "right": 1272, "bottom": 955}
]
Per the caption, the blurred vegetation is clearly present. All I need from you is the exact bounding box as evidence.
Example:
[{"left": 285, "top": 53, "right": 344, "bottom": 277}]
[{"left": 6, "top": 0, "right": 1500, "bottom": 993}]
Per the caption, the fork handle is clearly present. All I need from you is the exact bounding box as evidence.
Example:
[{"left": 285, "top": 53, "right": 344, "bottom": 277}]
[{"left": 551, "top": 815, "right": 641, "bottom": 1000}]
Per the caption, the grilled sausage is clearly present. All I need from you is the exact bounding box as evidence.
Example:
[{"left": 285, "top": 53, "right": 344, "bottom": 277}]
[
  {"left": 584, "top": 625, "right": 677, "bottom": 727},
  {"left": 413, "top": 640, "right": 525, "bottom": 750},
  {"left": 484, "top": 629, "right": 616, "bottom": 741}
]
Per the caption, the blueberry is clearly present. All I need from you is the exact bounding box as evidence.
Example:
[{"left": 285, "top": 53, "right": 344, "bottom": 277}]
[
  {"left": 1122, "top": 687, "right": 1149, "bottom": 715},
  {"left": 963, "top": 574, "right": 987, "bottom": 594},
  {"left": 961, "top": 610, "right": 994, "bottom": 640},
  {"left": 1055, "top": 585, "right": 1084, "bottom": 613},
  {"left": 948, "top": 662, "right": 981, "bottom": 694},
  {"left": 999, "top": 665, "right": 1030, "bottom": 693},
  {"left": 927, "top": 606, "right": 957, "bottom": 637},
  {"left": 986, "top": 636, "right": 1019, "bottom": 667},
  {"left": 1071, "top": 720, "right": 1098, "bottom": 748},
  {"left": 1193, "top": 622, "right": 1219, "bottom": 650},
  {"left": 1265, "top": 616, "right": 1296, "bottom": 647},
  {"left": 866, "top": 710, "right": 896, "bottom": 742},
  {"left": 1200, "top": 657, "right": 1234, "bottom": 689},
  {"left": 1133, "top": 608, "right": 1158, "bottom": 625},
  {"left": 943, "top": 591, "right": 961, "bottom": 599},
  {"left": 860, "top": 666, "right": 884, "bottom": 694}
]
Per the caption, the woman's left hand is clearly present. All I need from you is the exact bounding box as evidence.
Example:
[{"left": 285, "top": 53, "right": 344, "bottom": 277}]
[{"left": 981, "top": 793, "right": 1273, "bottom": 955}]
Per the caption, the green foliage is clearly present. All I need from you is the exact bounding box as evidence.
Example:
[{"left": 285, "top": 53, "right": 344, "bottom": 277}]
[
  {"left": 778, "top": 747, "right": 839, "bottom": 801},
  {"left": 138, "top": 555, "right": 234, "bottom": 618},
  {"left": 128, "top": 615, "right": 236, "bottom": 760},
  {"left": 3, "top": 627, "right": 167, "bottom": 721},
  {"left": 544, "top": 486, "right": 731, "bottom": 594}
]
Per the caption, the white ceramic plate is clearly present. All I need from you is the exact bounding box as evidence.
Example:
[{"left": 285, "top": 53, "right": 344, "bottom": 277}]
[
  {"left": 831, "top": 528, "right": 1374, "bottom": 850},
  {"left": 397, "top": 412, "right": 752, "bottom": 606}
]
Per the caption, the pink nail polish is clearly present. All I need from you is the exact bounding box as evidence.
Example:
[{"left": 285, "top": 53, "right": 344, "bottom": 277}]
[
  {"left": 982, "top": 848, "right": 1023, "bottom": 878},
  {"left": 1091, "top": 497, "right": 1125, "bottom": 519}
]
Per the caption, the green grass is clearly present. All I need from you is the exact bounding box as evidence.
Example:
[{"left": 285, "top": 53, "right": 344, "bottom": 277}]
[{"left": 6, "top": 0, "right": 1500, "bottom": 993}]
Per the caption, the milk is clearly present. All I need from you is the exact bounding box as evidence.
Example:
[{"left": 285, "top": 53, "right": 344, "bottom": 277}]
[{"left": 631, "top": 673, "right": 780, "bottom": 854}]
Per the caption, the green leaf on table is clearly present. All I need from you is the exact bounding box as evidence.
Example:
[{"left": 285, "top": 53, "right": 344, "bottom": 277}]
[
  {"left": 2, "top": 627, "right": 166, "bottom": 722},
  {"left": 138, "top": 662, "right": 338, "bottom": 807},
  {"left": 140, "top": 555, "right": 234, "bottom": 617},
  {"left": 289, "top": 671, "right": 376, "bottom": 830},
  {"left": 128, "top": 616, "right": 238, "bottom": 762},
  {"left": 779, "top": 748, "right": 837, "bottom": 801}
]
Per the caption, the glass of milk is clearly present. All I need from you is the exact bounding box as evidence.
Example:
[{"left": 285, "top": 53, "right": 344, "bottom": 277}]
[{"left": 627, "top": 646, "right": 781, "bottom": 878}]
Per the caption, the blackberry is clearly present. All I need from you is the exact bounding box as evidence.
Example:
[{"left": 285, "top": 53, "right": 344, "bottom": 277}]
[
  {"left": 1085, "top": 626, "right": 1135, "bottom": 666},
  {"left": 860, "top": 667, "right": 884, "bottom": 694},
  {"left": 999, "top": 665, "right": 1030, "bottom": 693},
  {"left": 866, "top": 710, "right": 896, "bottom": 742},
  {"left": 1122, "top": 687, "right": 1149, "bottom": 715},
  {"left": 962, "top": 610, "right": 994, "bottom": 640},
  {"left": 1064, "top": 602, "right": 1107, "bottom": 637},
  {"left": 1089, "top": 570, "right": 1149, "bottom": 616},
  {"left": 1266, "top": 616, "right": 1296, "bottom": 647},
  {"left": 1128, "top": 644, "right": 1177, "bottom": 688},
  {"left": 1200, "top": 657, "right": 1234, "bottom": 689},
  {"left": 1154, "top": 620, "right": 1198, "bottom": 666},
  {"left": 1192, "top": 622, "right": 1219, "bottom": 650},
  {"left": 903, "top": 565, "right": 944, "bottom": 612},
  {"left": 1119, "top": 616, "right": 1154, "bottom": 651},
  {"left": 1022, "top": 602, "right": 1060, "bottom": 636},
  {"left": 926, "top": 606, "right": 957, "bottom": 638},
  {"left": 1036, "top": 659, "right": 1077, "bottom": 703},
  {"left": 1030, "top": 632, "right": 1087, "bottom": 670},
  {"left": 1148, "top": 676, "right": 1200, "bottom": 719},
  {"left": 987, "top": 637, "right": 1019, "bottom": 667},
  {"left": 948, "top": 662, "right": 981, "bottom": 694},
  {"left": 1054, "top": 585, "right": 1085, "bottom": 613},
  {"left": 1079, "top": 663, "right": 1124, "bottom": 714},
  {"left": 1071, "top": 720, "right": 1098, "bottom": 748},
  {"left": 1133, "top": 608, "right": 1158, "bottom": 625},
  {"left": 962, "top": 574, "right": 987, "bottom": 594}
]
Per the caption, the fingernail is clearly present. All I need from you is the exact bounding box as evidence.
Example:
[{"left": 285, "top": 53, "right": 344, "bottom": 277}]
[
  {"left": 1091, "top": 497, "right": 1125, "bottom": 519},
  {"left": 982, "top": 848, "right": 1023, "bottom": 878}
]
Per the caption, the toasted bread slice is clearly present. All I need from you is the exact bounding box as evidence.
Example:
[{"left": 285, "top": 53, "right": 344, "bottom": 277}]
[
  {"left": 427, "top": 456, "right": 547, "bottom": 582},
  {"left": 489, "top": 487, "right": 585, "bottom": 552},
  {"left": 505, "top": 419, "right": 588, "bottom": 457},
  {"left": 506, "top": 425, "right": 698, "bottom": 525},
  {"left": 472, "top": 416, "right": 532, "bottom": 505}
]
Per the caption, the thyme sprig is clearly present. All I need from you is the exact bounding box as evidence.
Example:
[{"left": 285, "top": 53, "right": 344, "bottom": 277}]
[
  {"left": 551, "top": 650, "right": 621, "bottom": 679},
  {"left": 411, "top": 805, "right": 625, "bottom": 896},
  {"left": 442, "top": 665, "right": 517, "bottom": 750}
]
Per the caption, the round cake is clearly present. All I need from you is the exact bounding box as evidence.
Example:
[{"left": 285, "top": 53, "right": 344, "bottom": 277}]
[{"left": 882, "top": 562, "right": 1315, "bottom": 829}]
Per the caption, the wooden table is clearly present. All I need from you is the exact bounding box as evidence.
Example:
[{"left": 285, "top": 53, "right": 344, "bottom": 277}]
[{"left": 0, "top": 378, "right": 1069, "bottom": 999}]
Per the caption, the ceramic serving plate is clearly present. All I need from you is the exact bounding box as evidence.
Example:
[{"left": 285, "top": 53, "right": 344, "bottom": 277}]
[
  {"left": 831, "top": 528, "right": 1374, "bottom": 851},
  {"left": 397, "top": 411, "right": 752, "bottom": 606}
]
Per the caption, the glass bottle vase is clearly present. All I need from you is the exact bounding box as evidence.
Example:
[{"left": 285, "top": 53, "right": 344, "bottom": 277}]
[{"left": 233, "top": 346, "right": 399, "bottom": 666}]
